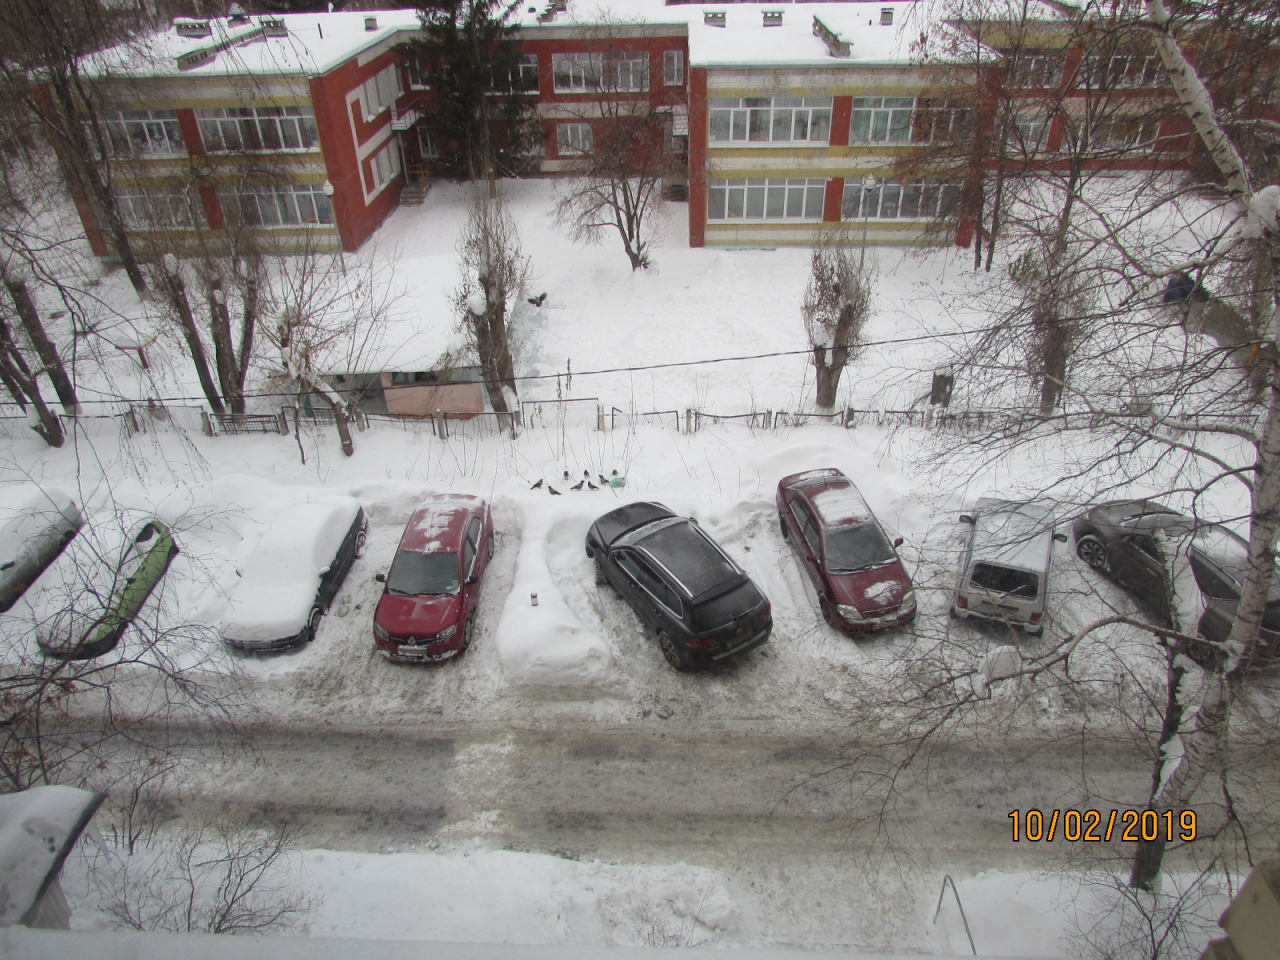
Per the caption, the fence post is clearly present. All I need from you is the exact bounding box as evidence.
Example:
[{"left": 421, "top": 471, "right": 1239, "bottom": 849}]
[
  {"left": 434, "top": 408, "right": 447, "bottom": 439},
  {"left": 123, "top": 407, "right": 140, "bottom": 436},
  {"left": 765, "top": 410, "right": 772, "bottom": 430},
  {"left": 597, "top": 403, "right": 605, "bottom": 432},
  {"left": 277, "top": 408, "right": 289, "bottom": 435},
  {"left": 685, "top": 409, "right": 693, "bottom": 434},
  {"left": 201, "top": 410, "right": 214, "bottom": 437}
]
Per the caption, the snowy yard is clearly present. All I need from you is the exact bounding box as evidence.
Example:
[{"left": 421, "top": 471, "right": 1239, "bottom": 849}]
[{"left": 1, "top": 180, "right": 1264, "bottom": 955}]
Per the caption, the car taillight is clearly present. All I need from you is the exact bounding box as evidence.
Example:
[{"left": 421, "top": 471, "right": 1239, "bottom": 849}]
[
  {"left": 759, "top": 602, "right": 771, "bottom": 622},
  {"left": 687, "top": 637, "right": 717, "bottom": 649},
  {"left": 956, "top": 596, "right": 968, "bottom": 609},
  {"left": 1028, "top": 611, "right": 1042, "bottom": 623}
]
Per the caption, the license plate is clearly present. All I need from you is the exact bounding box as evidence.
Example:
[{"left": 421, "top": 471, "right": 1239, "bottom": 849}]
[{"left": 396, "top": 645, "right": 426, "bottom": 657}]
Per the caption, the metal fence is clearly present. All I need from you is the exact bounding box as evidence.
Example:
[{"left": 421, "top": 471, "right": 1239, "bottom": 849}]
[
  {"left": 522, "top": 398, "right": 600, "bottom": 432},
  {"left": 612, "top": 407, "right": 680, "bottom": 432}
]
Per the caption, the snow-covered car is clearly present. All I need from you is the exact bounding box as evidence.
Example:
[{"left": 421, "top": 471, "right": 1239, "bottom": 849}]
[
  {"left": 586, "top": 502, "right": 771, "bottom": 670},
  {"left": 0, "top": 484, "right": 82, "bottom": 613},
  {"left": 1073, "top": 500, "right": 1280, "bottom": 665},
  {"left": 776, "top": 468, "right": 915, "bottom": 634},
  {"left": 373, "top": 495, "right": 494, "bottom": 663},
  {"left": 36, "top": 518, "right": 179, "bottom": 660},
  {"left": 953, "top": 499, "right": 1067, "bottom": 635},
  {"left": 221, "top": 498, "right": 367, "bottom": 652}
]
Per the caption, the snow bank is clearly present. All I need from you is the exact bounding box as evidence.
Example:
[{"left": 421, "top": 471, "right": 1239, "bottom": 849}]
[{"left": 493, "top": 504, "right": 612, "bottom": 691}]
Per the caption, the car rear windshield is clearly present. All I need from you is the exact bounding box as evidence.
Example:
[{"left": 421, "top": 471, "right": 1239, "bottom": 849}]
[
  {"left": 969, "top": 562, "right": 1039, "bottom": 599},
  {"left": 641, "top": 522, "right": 737, "bottom": 597},
  {"left": 824, "top": 523, "right": 895, "bottom": 572},
  {"left": 387, "top": 552, "right": 459, "bottom": 596},
  {"left": 691, "top": 581, "right": 762, "bottom": 632}
]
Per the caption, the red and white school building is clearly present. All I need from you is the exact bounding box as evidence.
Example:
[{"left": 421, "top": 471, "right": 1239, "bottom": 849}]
[{"left": 71, "top": 0, "right": 1194, "bottom": 258}]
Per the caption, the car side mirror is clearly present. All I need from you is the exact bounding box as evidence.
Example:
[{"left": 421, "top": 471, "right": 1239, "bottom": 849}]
[
  {"left": 318, "top": 566, "right": 331, "bottom": 576},
  {"left": 466, "top": 575, "right": 479, "bottom": 585},
  {"left": 0, "top": 561, "right": 13, "bottom": 571},
  {"left": 1053, "top": 532, "right": 1068, "bottom": 543},
  {"left": 959, "top": 514, "right": 974, "bottom": 524},
  {"left": 893, "top": 537, "right": 904, "bottom": 548},
  {"left": 374, "top": 573, "right": 386, "bottom": 583}
]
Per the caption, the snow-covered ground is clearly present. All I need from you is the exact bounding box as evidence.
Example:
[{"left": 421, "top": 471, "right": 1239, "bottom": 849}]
[{"left": 1, "top": 181, "right": 1254, "bottom": 954}]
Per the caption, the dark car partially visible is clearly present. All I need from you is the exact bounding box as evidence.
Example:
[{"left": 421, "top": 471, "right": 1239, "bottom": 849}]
[{"left": 586, "top": 502, "right": 771, "bottom": 670}]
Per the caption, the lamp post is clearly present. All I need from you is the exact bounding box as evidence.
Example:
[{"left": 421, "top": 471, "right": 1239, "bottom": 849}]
[
  {"left": 860, "top": 174, "right": 877, "bottom": 270},
  {"left": 322, "top": 180, "right": 345, "bottom": 276}
]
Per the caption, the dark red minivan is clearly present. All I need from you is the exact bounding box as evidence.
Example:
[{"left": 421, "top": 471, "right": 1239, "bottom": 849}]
[
  {"left": 373, "top": 495, "right": 494, "bottom": 662},
  {"left": 776, "top": 469, "right": 916, "bottom": 635}
]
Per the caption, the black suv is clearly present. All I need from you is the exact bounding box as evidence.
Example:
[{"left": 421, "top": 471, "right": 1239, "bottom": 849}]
[{"left": 586, "top": 502, "right": 772, "bottom": 670}]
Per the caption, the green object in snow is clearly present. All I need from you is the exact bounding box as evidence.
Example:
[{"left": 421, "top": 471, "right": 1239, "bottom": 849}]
[{"left": 609, "top": 476, "right": 626, "bottom": 488}]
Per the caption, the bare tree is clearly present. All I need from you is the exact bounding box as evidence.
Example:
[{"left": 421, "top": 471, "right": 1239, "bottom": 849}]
[
  {"left": 100, "top": 810, "right": 315, "bottom": 935},
  {"left": 802, "top": 238, "right": 873, "bottom": 413},
  {"left": 552, "top": 19, "right": 679, "bottom": 271},
  {"left": 453, "top": 186, "right": 528, "bottom": 415}
]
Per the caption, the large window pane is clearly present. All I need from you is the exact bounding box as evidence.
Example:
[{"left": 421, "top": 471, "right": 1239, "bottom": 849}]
[
  {"left": 805, "top": 182, "right": 825, "bottom": 218},
  {"left": 771, "top": 109, "right": 793, "bottom": 141},
  {"left": 745, "top": 181, "right": 766, "bottom": 218},
  {"left": 709, "top": 110, "right": 731, "bottom": 141},
  {"left": 765, "top": 183, "right": 786, "bottom": 218},
  {"left": 708, "top": 185, "right": 726, "bottom": 220}
]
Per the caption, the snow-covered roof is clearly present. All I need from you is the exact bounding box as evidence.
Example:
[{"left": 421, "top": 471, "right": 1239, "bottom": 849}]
[
  {"left": 968, "top": 497, "right": 1057, "bottom": 573},
  {"left": 88, "top": 1, "right": 943, "bottom": 81}
]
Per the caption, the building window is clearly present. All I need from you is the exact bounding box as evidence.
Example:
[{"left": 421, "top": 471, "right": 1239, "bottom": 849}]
[
  {"left": 115, "top": 188, "right": 204, "bottom": 228},
  {"left": 607, "top": 52, "right": 649, "bottom": 92},
  {"left": 850, "top": 97, "right": 914, "bottom": 144},
  {"left": 553, "top": 53, "right": 602, "bottom": 92},
  {"left": 1079, "top": 51, "right": 1161, "bottom": 89},
  {"left": 367, "top": 139, "right": 402, "bottom": 192},
  {"left": 1086, "top": 117, "right": 1161, "bottom": 152},
  {"left": 556, "top": 122, "right": 592, "bottom": 156},
  {"left": 840, "top": 177, "right": 958, "bottom": 220},
  {"left": 708, "top": 97, "right": 832, "bottom": 145},
  {"left": 1007, "top": 51, "right": 1064, "bottom": 89},
  {"left": 196, "top": 106, "right": 318, "bottom": 152},
  {"left": 664, "top": 50, "right": 684, "bottom": 86},
  {"left": 360, "top": 64, "right": 402, "bottom": 120},
  {"left": 707, "top": 178, "right": 827, "bottom": 221},
  {"left": 406, "top": 55, "right": 430, "bottom": 90},
  {"left": 1007, "top": 113, "right": 1051, "bottom": 153},
  {"left": 517, "top": 53, "right": 539, "bottom": 91},
  {"left": 417, "top": 126, "right": 437, "bottom": 158},
  {"left": 93, "top": 109, "right": 185, "bottom": 157},
  {"left": 880, "top": 7, "right": 893, "bottom": 25},
  {"left": 225, "top": 184, "right": 333, "bottom": 227},
  {"left": 913, "top": 99, "right": 969, "bottom": 143}
]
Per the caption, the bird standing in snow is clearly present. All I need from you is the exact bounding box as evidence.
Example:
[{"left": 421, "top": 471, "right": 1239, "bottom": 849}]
[
  {"left": 571, "top": 480, "right": 585, "bottom": 491},
  {"left": 549, "top": 486, "right": 561, "bottom": 495},
  {"left": 530, "top": 479, "right": 543, "bottom": 489},
  {"left": 587, "top": 482, "right": 599, "bottom": 491}
]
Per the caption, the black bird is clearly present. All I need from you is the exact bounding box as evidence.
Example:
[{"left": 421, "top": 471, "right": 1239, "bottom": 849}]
[
  {"left": 611, "top": 469, "right": 619, "bottom": 477},
  {"left": 548, "top": 486, "right": 561, "bottom": 495},
  {"left": 563, "top": 470, "right": 570, "bottom": 480},
  {"left": 598, "top": 473, "right": 609, "bottom": 486},
  {"left": 587, "top": 482, "right": 599, "bottom": 491},
  {"left": 583, "top": 470, "right": 591, "bottom": 478},
  {"left": 530, "top": 479, "right": 543, "bottom": 489},
  {"left": 571, "top": 480, "right": 585, "bottom": 491},
  {"left": 527, "top": 292, "right": 548, "bottom": 307}
]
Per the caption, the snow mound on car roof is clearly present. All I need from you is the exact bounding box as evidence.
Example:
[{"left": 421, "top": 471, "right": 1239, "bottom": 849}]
[{"left": 494, "top": 506, "right": 611, "bottom": 690}]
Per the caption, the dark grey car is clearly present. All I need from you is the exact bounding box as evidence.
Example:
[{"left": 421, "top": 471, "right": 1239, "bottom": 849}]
[
  {"left": 585, "top": 502, "right": 772, "bottom": 670},
  {"left": 1072, "top": 499, "right": 1280, "bottom": 665}
]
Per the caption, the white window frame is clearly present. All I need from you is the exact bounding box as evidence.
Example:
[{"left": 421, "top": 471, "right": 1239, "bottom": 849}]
[
  {"left": 196, "top": 106, "right": 318, "bottom": 153},
  {"left": 1007, "top": 114, "right": 1051, "bottom": 153},
  {"left": 605, "top": 52, "right": 649, "bottom": 93},
  {"left": 1008, "top": 52, "right": 1064, "bottom": 89},
  {"left": 663, "top": 50, "right": 684, "bottom": 86},
  {"left": 707, "top": 178, "right": 827, "bottom": 222},
  {"left": 849, "top": 97, "right": 915, "bottom": 144},
  {"left": 552, "top": 53, "right": 602, "bottom": 92},
  {"left": 223, "top": 184, "right": 333, "bottom": 228},
  {"left": 114, "top": 188, "right": 204, "bottom": 228},
  {"left": 94, "top": 109, "right": 185, "bottom": 157},
  {"left": 361, "top": 64, "right": 402, "bottom": 121},
  {"left": 367, "top": 139, "right": 403, "bottom": 192},
  {"left": 1080, "top": 51, "right": 1162, "bottom": 89},
  {"left": 1086, "top": 117, "right": 1161, "bottom": 153},
  {"left": 840, "top": 177, "right": 959, "bottom": 221},
  {"left": 517, "top": 53, "right": 539, "bottom": 92},
  {"left": 556, "top": 122, "right": 592, "bottom": 156},
  {"left": 708, "top": 97, "right": 833, "bottom": 146}
]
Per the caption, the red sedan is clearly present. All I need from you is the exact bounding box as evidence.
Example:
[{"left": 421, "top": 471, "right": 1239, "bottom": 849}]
[
  {"left": 776, "top": 469, "right": 916, "bottom": 635},
  {"left": 374, "top": 495, "right": 494, "bottom": 662}
]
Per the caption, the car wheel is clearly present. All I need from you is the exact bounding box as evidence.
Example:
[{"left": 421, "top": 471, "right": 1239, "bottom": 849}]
[
  {"left": 1076, "top": 535, "right": 1109, "bottom": 572},
  {"left": 657, "top": 630, "right": 689, "bottom": 671},
  {"left": 818, "top": 596, "right": 834, "bottom": 625},
  {"left": 779, "top": 514, "right": 789, "bottom": 539},
  {"left": 594, "top": 557, "right": 609, "bottom": 586},
  {"left": 354, "top": 530, "right": 368, "bottom": 559},
  {"left": 488, "top": 532, "right": 495, "bottom": 562},
  {"left": 463, "top": 613, "right": 475, "bottom": 652},
  {"left": 305, "top": 605, "right": 323, "bottom": 642}
]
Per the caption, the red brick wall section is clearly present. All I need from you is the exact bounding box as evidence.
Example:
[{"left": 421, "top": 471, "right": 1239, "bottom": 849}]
[
  {"left": 309, "top": 47, "right": 406, "bottom": 252},
  {"left": 823, "top": 177, "right": 845, "bottom": 223},
  {"left": 688, "top": 66, "right": 707, "bottom": 248},
  {"left": 177, "top": 109, "right": 203, "bottom": 156},
  {"left": 830, "top": 96, "right": 852, "bottom": 148}
]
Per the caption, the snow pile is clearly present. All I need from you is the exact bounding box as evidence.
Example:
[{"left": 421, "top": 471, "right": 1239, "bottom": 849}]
[{"left": 493, "top": 504, "right": 612, "bottom": 690}]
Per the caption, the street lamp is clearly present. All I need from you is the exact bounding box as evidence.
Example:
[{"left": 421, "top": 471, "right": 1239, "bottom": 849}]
[
  {"left": 860, "top": 174, "right": 877, "bottom": 270},
  {"left": 322, "top": 180, "right": 345, "bottom": 275}
]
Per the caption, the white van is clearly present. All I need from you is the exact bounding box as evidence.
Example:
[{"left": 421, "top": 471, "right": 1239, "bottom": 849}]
[{"left": 952, "top": 498, "right": 1067, "bottom": 635}]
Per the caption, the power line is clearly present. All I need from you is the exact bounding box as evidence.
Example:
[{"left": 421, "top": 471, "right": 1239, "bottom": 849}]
[{"left": 8, "top": 328, "right": 984, "bottom": 408}]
